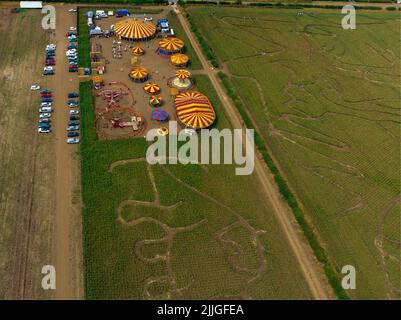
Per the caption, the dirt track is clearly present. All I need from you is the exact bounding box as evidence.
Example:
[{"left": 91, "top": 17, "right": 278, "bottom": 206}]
[
  {"left": 174, "top": 5, "right": 332, "bottom": 299},
  {"left": 51, "top": 4, "right": 83, "bottom": 299}
]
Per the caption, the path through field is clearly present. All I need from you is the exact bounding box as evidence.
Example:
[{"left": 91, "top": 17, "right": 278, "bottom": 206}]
[
  {"left": 173, "top": 5, "right": 332, "bottom": 299},
  {"left": 51, "top": 5, "right": 83, "bottom": 299}
]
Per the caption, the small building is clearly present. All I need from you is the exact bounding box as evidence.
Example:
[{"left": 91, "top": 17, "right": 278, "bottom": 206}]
[{"left": 20, "top": 1, "right": 43, "bottom": 9}]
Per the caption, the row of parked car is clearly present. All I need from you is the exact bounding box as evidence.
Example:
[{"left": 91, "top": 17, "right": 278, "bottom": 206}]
[
  {"left": 66, "top": 92, "right": 80, "bottom": 144},
  {"left": 38, "top": 89, "right": 53, "bottom": 133},
  {"left": 43, "top": 44, "right": 57, "bottom": 76},
  {"left": 67, "top": 29, "right": 78, "bottom": 72}
]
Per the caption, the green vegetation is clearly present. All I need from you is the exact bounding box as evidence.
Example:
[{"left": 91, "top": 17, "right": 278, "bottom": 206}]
[
  {"left": 217, "top": 71, "right": 349, "bottom": 299},
  {"left": 77, "top": 8, "right": 91, "bottom": 69},
  {"left": 79, "top": 69, "right": 314, "bottom": 298},
  {"left": 167, "top": 10, "right": 202, "bottom": 70},
  {"left": 188, "top": 6, "right": 401, "bottom": 299}
]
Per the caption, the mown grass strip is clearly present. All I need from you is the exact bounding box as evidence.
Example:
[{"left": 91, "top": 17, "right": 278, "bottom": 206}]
[{"left": 217, "top": 71, "right": 350, "bottom": 300}]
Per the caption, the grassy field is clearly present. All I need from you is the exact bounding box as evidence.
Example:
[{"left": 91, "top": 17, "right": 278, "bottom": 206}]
[
  {"left": 79, "top": 71, "right": 314, "bottom": 298},
  {"left": 187, "top": 6, "right": 400, "bottom": 299},
  {"left": 0, "top": 9, "right": 56, "bottom": 299}
]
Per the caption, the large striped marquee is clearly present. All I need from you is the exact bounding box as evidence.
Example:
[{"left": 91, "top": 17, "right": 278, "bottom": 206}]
[
  {"left": 114, "top": 18, "right": 156, "bottom": 41},
  {"left": 174, "top": 91, "right": 216, "bottom": 129}
]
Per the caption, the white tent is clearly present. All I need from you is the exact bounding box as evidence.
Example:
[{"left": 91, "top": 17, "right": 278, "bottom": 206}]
[{"left": 20, "top": 1, "right": 43, "bottom": 9}]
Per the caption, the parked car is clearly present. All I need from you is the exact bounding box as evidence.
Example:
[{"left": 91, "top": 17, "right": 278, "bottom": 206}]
[
  {"left": 67, "top": 131, "right": 80, "bottom": 138},
  {"left": 40, "top": 89, "right": 51, "bottom": 94},
  {"left": 39, "top": 118, "right": 51, "bottom": 123},
  {"left": 68, "top": 104, "right": 78, "bottom": 109},
  {"left": 38, "top": 122, "right": 51, "bottom": 129},
  {"left": 41, "top": 93, "right": 52, "bottom": 98},
  {"left": 67, "top": 125, "right": 80, "bottom": 131},
  {"left": 68, "top": 120, "right": 80, "bottom": 126},
  {"left": 70, "top": 115, "right": 80, "bottom": 121},
  {"left": 66, "top": 31, "right": 77, "bottom": 36},
  {"left": 68, "top": 38, "right": 77, "bottom": 43},
  {"left": 43, "top": 66, "right": 54, "bottom": 71},
  {"left": 69, "top": 68, "right": 78, "bottom": 73},
  {"left": 41, "top": 102, "right": 52, "bottom": 107},
  {"left": 39, "top": 113, "right": 52, "bottom": 118},
  {"left": 66, "top": 138, "right": 80, "bottom": 144},
  {"left": 45, "top": 61, "right": 55, "bottom": 66},
  {"left": 70, "top": 110, "right": 80, "bottom": 115},
  {"left": 67, "top": 92, "right": 79, "bottom": 98},
  {"left": 30, "top": 85, "right": 40, "bottom": 91},
  {"left": 39, "top": 107, "right": 53, "bottom": 113},
  {"left": 43, "top": 71, "right": 54, "bottom": 76},
  {"left": 68, "top": 99, "right": 78, "bottom": 104},
  {"left": 41, "top": 98, "right": 53, "bottom": 102},
  {"left": 69, "top": 62, "right": 78, "bottom": 66},
  {"left": 38, "top": 127, "right": 51, "bottom": 133},
  {"left": 69, "top": 26, "right": 77, "bottom": 31},
  {"left": 144, "top": 17, "right": 153, "bottom": 22},
  {"left": 68, "top": 8, "right": 77, "bottom": 13}
]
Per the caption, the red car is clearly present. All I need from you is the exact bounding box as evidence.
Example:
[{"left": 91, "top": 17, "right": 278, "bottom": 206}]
[
  {"left": 45, "top": 62, "right": 55, "bottom": 66},
  {"left": 45, "top": 59, "right": 55, "bottom": 63},
  {"left": 41, "top": 93, "right": 52, "bottom": 98}
]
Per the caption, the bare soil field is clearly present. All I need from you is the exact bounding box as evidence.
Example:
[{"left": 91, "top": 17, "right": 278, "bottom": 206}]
[{"left": 0, "top": 8, "right": 55, "bottom": 299}]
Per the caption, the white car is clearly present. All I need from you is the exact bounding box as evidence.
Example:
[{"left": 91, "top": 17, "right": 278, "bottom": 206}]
[
  {"left": 69, "top": 27, "right": 77, "bottom": 31},
  {"left": 38, "top": 127, "right": 51, "bottom": 133},
  {"left": 46, "top": 44, "right": 56, "bottom": 49},
  {"left": 39, "top": 113, "right": 52, "bottom": 118},
  {"left": 39, "top": 107, "right": 53, "bottom": 113},
  {"left": 68, "top": 8, "right": 77, "bottom": 13},
  {"left": 43, "top": 66, "right": 54, "bottom": 71},
  {"left": 67, "top": 137, "right": 80, "bottom": 144},
  {"left": 69, "top": 110, "right": 80, "bottom": 115},
  {"left": 30, "top": 85, "right": 40, "bottom": 91},
  {"left": 41, "top": 102, "right": 52, "bottom": 107},
  {"left": 144, "top": 17, "right": 153, "bottom": 22},
  {"left": 66, "top": 49, "right": 77, "bottom": 54}
]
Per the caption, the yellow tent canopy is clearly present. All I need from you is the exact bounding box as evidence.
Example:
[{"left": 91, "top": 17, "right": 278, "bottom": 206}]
[
  {"left": 129, "top": 66, "right": 149, "bottom": 81},
  {"left": 144, "top": 83, "right": 160, "bottom": 94},
  {"left": 149, "top": 95, "right": 162, "bottom": 106},
  {"left": 175, "top": 69, "right": 191, "bottom": 80},
  {"left": 114, "top": 18, "right": 156, "bottom": 41},
  {"left": 131, "top": 46, "right": 144, "bottom": 55},
  {"left": 158, "top": 37, "right": 184, "bottom": 54},
  {"left": 174, "top": 91, "right": 216, "bottom": 129},
  {"left": 170, "top": 53, "right": 189, "bottom": 67}
]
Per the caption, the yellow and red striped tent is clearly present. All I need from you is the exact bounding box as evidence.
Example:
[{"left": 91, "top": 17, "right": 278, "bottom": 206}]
[
  {"left": 158, "top": 37, "right": 184, "bottom": 54},
  {"left": 174, "top": 91, "right": 216, "bottom": 129},
  {"left": 144, "top": 83, "right": 160, "bottom": 94},
  {"left": 170, "top": 53, "right": 189, "bottom": 67},
  {"left": 129, "top": 66, "right": 148, "bottom": 81},
  {"left": 175, "top": 69, "right": 191, "bottom": 80},
  {"left": 114, "top": 18, "right": 156, "bottom": 41},
  {"left": 131, "top": 46, "right": 144, "bottom": 55}
]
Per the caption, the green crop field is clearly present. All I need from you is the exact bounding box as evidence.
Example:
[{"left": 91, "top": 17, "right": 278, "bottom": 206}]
[
  {"left": 186, "top": 6, "right": 400, "bottom": 299},
  {"left": 80, "top": 74, "right": 313, "bottom": 299}
]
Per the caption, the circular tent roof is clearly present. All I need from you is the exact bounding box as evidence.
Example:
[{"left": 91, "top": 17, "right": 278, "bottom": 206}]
[
  {"left": 129, "top": 66, "right": 148, "bottom": 80},
  {"left": 115, "top": 18, "right": 156, "bottom": 41},
  {"left": 144, "top": 83, "right": 160, "bottom": 94},
  {"left": 151, "top": 109, "right": 169, "bottom": 121},
  {"left": 170, "top": 53, "right": 189, "bottom": 66},
  {"left": 175, "top": 69, "right": 191, "bottom": 80},
  {"left": 158, "top": 37, "right": 184, "bottom": 53},
  {"left": 174, "top": 91, "right": 216, "bottom": 129},
  {"left": 131, "top": 46, "right": 144, "bottom": 55},
  {"left": 150, "top": 95, "right": 162, "bottom": 106}
]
